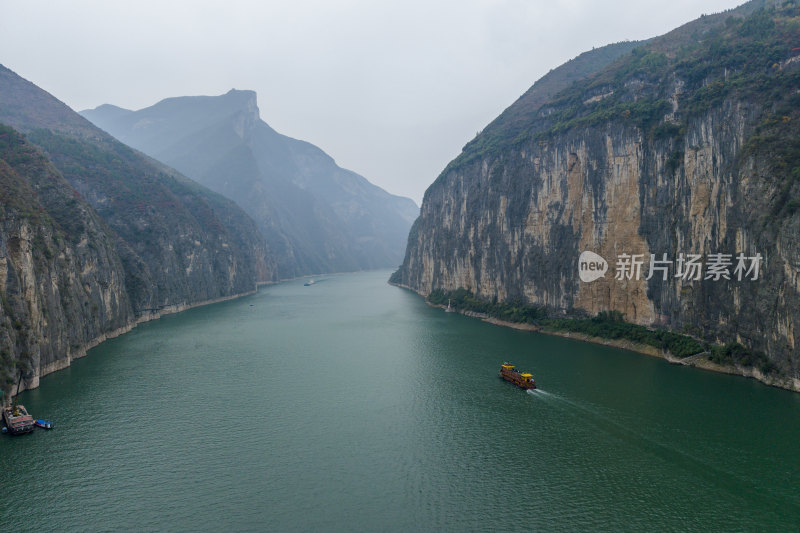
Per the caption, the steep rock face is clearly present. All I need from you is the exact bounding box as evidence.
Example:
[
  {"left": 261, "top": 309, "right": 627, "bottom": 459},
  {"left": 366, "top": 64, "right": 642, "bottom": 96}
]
[
  {"left": 0, "top": 65, "right": 272, "bottom": 396},
  {"left": 395, "top": 2, "right": 800, "bottom": 376},
  {"left": 0, "top": 125, "right": 133, "bottom": 390},
  {"left": 0, "top": 65, "right": 272, "bottom": 303},
  {"left": 82, "top": 90, "right": 419, "bottom": 278}
]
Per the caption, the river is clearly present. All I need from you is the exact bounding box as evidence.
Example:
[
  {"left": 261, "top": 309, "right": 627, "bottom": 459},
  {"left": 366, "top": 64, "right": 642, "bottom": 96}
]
[{"left": 1, "top": 270, "right": 799, "bottom": 531}]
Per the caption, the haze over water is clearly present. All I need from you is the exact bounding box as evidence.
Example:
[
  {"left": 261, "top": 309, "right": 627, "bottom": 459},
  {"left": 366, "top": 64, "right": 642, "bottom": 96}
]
[{"left": 1, "top": 270, "right": 799, "bottom": 531}]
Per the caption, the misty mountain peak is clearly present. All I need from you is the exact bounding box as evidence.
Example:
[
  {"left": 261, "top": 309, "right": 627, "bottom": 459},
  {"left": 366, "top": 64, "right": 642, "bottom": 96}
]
[
  {"left": 86, "top": 103, "right": 133, "bottom": 121},
  {"left": 81, "top": 87, "right": 419, "bottom": 278},
  {"left": 224, "top": 88, "right": 260, "bottom": 121}
]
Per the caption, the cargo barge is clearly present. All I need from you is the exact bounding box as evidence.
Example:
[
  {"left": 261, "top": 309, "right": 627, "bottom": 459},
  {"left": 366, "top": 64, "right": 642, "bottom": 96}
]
[
  {"left": 3, "top": 404, "right": 35, "bottom": 435},
  {"left": 2, "top": 375, "right": 35, "bottom": 435}
]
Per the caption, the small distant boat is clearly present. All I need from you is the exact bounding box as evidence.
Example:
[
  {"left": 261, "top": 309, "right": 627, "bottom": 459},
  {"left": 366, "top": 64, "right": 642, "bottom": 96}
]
[
  {"left": 499, "top": 362, "right": 536, "bottom": 390},
  {"left": 304, "top": 279, "right": 315, "bottom": 286},
  {"left": 34, "top": 419, "right": 54, "bottom": 429}
]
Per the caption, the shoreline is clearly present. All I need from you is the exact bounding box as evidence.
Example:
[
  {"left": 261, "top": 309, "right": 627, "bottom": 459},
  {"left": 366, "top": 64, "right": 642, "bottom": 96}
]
[
  {"left": 14, "top": 269, "right": 391, "bottom": 398},
  {"left": 10, "top": 270, "right": 395, "bottom": 400},
  {"left": 11, "top": 287, "right": 259, "bottom": 398},
  {"left": 392, "top": 282, "right": 800, "bottom": 393},
  {"left": 485, "top": 316, "right": 800, "bottom": 392}
]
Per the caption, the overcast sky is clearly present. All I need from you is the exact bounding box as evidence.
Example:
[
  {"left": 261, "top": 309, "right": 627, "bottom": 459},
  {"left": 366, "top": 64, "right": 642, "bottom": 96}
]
[{"left": 1, "top": 0, "right": 745, "bottom": 204}]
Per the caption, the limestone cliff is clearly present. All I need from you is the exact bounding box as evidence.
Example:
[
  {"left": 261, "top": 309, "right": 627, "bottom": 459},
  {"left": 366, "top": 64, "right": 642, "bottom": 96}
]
[
  {"left": 394, "top": 2, "right": 800, "bottom": 378},
  {"left": 0, "top": 125, "right": 134, "bottom": 391},
  {"left": 0, "top": 65, "right": 271, "bottom": 398}
]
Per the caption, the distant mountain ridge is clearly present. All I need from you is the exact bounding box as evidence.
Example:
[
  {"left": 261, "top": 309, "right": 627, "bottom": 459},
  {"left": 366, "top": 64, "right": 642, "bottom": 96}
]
[{"left": 82, "top": 91, "right": 419, "bottom": 278}]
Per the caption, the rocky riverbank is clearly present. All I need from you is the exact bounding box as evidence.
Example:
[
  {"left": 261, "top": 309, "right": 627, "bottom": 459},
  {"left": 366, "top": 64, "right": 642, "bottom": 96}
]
[
  {"left": 7, "top": 288, "right": 259, "bottom": 400},
  {"left": 414, "top": 288, "right": 800, "bottom": 393}
]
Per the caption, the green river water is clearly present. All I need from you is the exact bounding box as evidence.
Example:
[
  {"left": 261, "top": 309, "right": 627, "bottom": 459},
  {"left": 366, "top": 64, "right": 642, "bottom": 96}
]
[{"left": 1, "top": 270, "right": 799, "bottom": 531}]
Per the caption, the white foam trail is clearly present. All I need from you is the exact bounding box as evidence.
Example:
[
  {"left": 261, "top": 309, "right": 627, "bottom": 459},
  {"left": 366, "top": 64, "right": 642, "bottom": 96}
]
[{"left": 527, "top": 389, "right": 556, "bottom": 398}]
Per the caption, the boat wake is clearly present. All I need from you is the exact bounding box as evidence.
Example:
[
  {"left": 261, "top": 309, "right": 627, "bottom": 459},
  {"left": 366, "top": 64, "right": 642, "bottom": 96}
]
[
  {"left": 526, "top": 388, "right": 556, "bottom": 398},
  {"left": 524, "top": 388, "right": 785, "bottom": 512}
]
